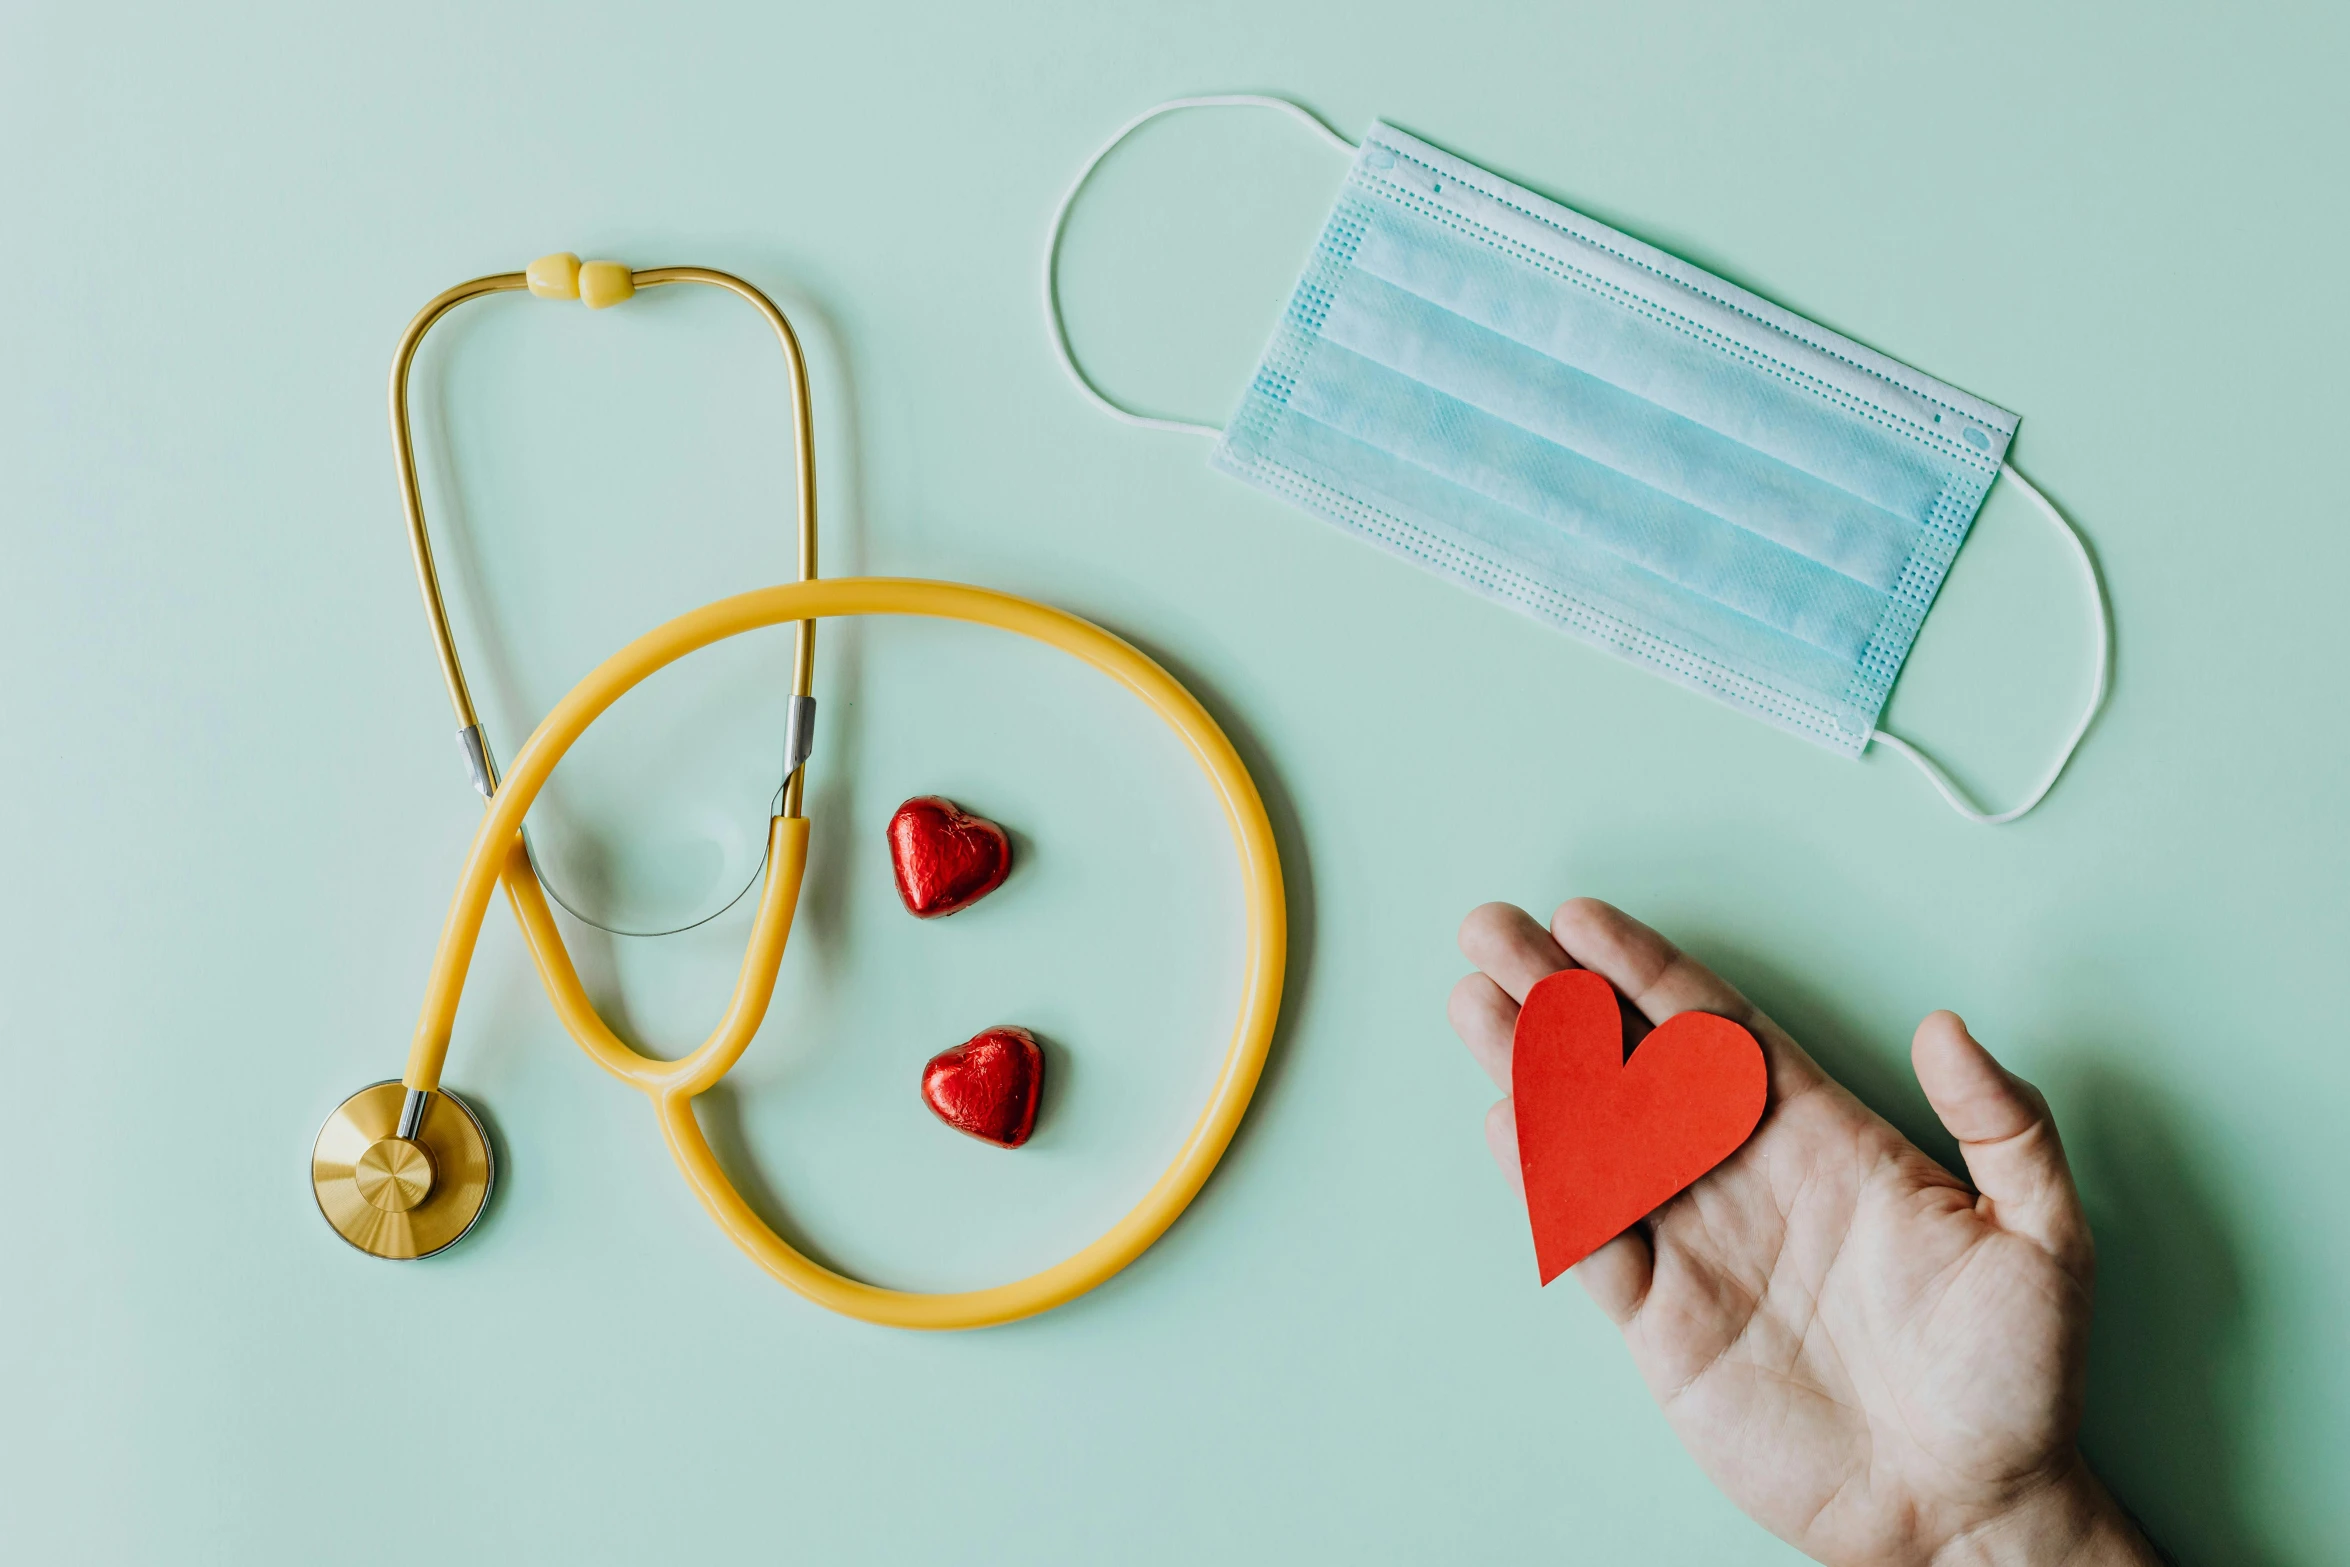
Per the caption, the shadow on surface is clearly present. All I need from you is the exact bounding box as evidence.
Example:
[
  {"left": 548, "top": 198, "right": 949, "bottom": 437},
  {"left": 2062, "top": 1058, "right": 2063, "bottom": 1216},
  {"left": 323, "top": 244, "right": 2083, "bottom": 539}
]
[
  {"left": 1694, "top": 940, "right": 2283, "bottom": 1567},
  {"left": 1692, "top": 940, "right": 1949, "bottom": 1159},
  {"left": 691, "top": 1079, "right": 855, "bottom": 1279},
  {"left": 1025, "top": 1025, "right": 1075, "bottom": 1146},
  {"left": 2059, "top": 1064, "right": 2281, "bottom": 1567},
  {"left": 1113, "top": 632, "right": 1317, "bottom": 1179}
]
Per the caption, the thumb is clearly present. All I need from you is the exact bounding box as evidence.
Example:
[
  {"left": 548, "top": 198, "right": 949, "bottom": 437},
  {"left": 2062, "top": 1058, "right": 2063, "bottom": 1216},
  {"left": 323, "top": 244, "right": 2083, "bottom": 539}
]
[{"left": 1912, "top": 1011, "right": 2094, "bottom": 1282}]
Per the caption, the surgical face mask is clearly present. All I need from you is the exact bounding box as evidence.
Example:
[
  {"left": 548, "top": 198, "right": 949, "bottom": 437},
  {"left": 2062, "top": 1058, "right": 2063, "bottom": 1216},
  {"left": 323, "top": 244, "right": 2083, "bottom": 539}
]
[{"left": 1045, "top": 96, "right": 2109, "bottom": 824}]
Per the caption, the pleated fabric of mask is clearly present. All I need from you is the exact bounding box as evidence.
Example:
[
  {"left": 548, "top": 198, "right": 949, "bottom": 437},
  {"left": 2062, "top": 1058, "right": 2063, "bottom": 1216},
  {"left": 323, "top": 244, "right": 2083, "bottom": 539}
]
[{"left": 1046, "top": 97, "right": 2107, "bottom": 820}]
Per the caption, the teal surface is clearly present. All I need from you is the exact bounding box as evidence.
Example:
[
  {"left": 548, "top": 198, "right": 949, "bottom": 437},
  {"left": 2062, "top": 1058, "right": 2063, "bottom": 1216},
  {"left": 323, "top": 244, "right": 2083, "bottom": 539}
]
[{"left": 2, "top": 3, "right": 2342, "bottom": 1561}]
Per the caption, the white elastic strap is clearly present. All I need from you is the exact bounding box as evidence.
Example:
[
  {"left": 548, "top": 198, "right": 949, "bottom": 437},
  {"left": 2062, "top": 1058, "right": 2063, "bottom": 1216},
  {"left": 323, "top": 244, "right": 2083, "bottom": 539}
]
[
  {"left": 1043, "top": 95, "right": 1355, "bottom": 437},
  {"left": 1870, "top": 462, "right": 2111, "bottom": 825}
]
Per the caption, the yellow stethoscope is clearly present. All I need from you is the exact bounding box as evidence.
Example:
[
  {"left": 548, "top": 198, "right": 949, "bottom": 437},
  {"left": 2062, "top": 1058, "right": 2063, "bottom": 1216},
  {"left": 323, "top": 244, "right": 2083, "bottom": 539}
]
[{"left": 310, "top": 255, "right": 1285, "bottom": 1329}]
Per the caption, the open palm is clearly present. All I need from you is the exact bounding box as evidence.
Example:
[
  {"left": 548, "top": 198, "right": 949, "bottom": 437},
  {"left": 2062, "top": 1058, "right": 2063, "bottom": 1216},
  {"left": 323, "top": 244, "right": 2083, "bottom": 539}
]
[{"left": 1449, "top": 899, "right": 2158, "bottom": 1567}]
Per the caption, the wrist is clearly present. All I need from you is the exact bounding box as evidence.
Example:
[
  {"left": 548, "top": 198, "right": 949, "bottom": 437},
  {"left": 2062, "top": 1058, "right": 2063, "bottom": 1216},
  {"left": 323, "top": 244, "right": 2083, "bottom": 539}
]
[{"left": 1927, "top": 1458, "right": 2164, "bottom": 1567}]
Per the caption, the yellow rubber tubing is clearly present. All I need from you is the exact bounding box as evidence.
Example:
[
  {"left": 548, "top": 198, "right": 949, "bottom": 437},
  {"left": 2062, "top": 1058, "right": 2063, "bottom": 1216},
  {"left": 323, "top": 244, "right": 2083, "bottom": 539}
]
[{"left": 401, "top": 577, "right": 1286, "bottom": 1329}]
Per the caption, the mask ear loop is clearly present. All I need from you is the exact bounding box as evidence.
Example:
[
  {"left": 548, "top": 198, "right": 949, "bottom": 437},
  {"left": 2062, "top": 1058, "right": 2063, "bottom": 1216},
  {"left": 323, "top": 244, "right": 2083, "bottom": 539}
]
[
  {"left": 1044, "top": 94, "right": 1355, "bottom": 437},
  {"left": 1869, "top": 462, "right": 2111, "bottom": 825}
]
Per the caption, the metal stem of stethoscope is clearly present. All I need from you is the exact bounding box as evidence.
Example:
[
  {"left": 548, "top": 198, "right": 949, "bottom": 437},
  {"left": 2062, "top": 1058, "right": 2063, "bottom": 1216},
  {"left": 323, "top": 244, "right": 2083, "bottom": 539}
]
[
  {"left": 391, "top": 264, "right": 821, "bottom": 768},
  {"left": 377, "top": 260, "right": 821, "bottom": 1153}
]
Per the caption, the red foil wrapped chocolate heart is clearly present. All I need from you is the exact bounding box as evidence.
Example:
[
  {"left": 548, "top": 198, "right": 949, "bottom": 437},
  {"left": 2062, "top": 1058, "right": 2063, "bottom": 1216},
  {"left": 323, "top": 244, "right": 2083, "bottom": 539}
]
[
  {"left": 887, "top": 795, "right": 1012, "bottom": 918},
  {"left": 921, "top": 1027, "right": 1044, "bottom": 1148}
]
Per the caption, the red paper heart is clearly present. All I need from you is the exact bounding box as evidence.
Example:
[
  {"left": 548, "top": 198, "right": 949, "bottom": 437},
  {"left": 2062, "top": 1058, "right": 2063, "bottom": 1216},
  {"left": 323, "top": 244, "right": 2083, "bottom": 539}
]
[
  {"left": 887, "top": 796, "right": 1012, "bottom": 918},
  {"left": 1513, "top": 969, "right": 1767, "bottom": 1284},
  {"left": 922, "top": 1026, "right": 1044, "bottom": 1148}
]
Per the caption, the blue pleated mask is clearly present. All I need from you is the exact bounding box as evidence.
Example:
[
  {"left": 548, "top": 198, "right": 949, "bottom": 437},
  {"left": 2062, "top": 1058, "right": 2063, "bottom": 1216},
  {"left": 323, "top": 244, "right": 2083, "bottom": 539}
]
[{"left": 1047, "top": 97, "right": 2109, "bottom": 822}]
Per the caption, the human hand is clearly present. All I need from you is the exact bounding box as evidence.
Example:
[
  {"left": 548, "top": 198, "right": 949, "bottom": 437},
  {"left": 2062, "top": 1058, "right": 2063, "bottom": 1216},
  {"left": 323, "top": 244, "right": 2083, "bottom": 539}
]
[{"left": 1449, "top": 899, "right": 2163, "bottom": 1567}]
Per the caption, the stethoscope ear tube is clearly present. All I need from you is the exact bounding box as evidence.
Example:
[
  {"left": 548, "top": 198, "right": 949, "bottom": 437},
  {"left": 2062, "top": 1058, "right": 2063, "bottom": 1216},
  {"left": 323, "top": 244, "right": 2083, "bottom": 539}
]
[{"left": 389, "top": 258, "right": 823, "bottom": 825}]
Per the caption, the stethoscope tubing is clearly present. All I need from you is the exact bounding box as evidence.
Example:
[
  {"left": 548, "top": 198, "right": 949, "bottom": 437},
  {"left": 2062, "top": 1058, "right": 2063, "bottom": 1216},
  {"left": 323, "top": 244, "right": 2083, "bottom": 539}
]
[{"left": 407, "top": 575, "right": 1287, "bottom": 1329}]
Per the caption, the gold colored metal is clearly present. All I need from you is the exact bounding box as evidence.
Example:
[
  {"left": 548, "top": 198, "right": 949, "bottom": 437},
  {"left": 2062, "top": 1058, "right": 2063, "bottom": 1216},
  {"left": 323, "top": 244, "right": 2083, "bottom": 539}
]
[
  {"left": 387, "top": 262, "right": 821, "bottom": 817},
  {"left": 312, "top": 1081, "right": 492, "bottom": 1259},
  {"left": 352, "top": 1137, "right": 435, "bottom": 1212}
]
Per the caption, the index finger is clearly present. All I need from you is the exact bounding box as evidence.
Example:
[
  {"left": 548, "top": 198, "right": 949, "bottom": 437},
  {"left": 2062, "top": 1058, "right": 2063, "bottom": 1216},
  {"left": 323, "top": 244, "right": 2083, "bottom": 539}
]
[
  {"left": 1548, "top": 897, "right": 1829, "bottom": 1098},
  {"left": 1458, "top": 902, "right": 1579, "bottom": 1003}
]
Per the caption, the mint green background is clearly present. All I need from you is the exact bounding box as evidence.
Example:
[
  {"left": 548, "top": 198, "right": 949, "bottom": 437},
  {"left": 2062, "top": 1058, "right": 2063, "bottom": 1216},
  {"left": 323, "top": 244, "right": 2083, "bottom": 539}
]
[{"left": 3, "top": 2, "right": 2343, "bottom": 1562}]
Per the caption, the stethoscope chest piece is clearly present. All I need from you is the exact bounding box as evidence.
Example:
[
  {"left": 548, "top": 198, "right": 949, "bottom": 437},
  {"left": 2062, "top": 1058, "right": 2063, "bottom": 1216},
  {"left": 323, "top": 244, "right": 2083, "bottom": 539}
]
[{"left": 312, "top": 1081, "right": 493, "bottom": 1260}]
